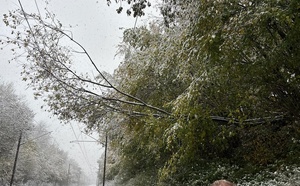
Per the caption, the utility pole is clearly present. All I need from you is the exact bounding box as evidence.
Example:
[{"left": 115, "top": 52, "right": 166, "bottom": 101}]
[
  {"left": 67, "top": 163, "right": 71, "bottom": 186},
  {"left": 10, "top": 131, "right": 22, "bottom": 186},
  {"left": 78, "top": 170, "right": 81, "bottom": 186},
  {"left": 102, "top": 133, "right": 108, "bottom": 186}
]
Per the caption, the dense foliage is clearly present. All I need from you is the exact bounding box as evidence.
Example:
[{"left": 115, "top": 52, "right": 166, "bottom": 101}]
[
  {"left": 108, "top": 0, "right": 300, "bottom": 185},
  {"left": 2, "top": 0, "right": 300, "bottom": 185}
]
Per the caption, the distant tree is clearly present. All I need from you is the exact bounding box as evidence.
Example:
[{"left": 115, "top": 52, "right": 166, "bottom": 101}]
[
  {"left": 0, "top": 81, "right": 85, "bottom": 185},
  {"left": 17, "top": 121, "right": 86, "bottom": 186},
  {"left": 0, "top": 81, "right": 34, "bottom": 184}
]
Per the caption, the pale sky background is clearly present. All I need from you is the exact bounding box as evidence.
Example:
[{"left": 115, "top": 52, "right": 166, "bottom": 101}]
[{"left": 0, "top": 0, "right": 159, "bottom": 184}]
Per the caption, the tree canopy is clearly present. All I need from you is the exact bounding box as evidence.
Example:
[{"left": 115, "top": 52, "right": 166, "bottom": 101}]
[{"left": 2, "top": 0, "right": 300, "bottom": 185}]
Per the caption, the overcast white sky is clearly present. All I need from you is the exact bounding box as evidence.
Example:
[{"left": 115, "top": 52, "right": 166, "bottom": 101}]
[{"left": 0, "top": 0, "right": 159, "bottom": 183}]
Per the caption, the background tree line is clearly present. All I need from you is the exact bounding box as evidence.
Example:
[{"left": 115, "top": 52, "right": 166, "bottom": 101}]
[{"left": 0, "top": 80, "right": 86, "bottom": 186}]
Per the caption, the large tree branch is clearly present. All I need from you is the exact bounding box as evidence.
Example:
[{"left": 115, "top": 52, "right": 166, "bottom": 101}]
[
  {"left": 48, "top": 25, "right": 171, "bottom": 115},
  {"left": 17, "top": 1, "right": 171, "bottom": 117},
  {"left": 210, "top": 115, "right": 285, "bottom": 126}
]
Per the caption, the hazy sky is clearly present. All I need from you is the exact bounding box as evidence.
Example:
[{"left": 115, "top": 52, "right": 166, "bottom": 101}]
[{"left": 0, "top": 0, "right": 159, "bottom": 183}]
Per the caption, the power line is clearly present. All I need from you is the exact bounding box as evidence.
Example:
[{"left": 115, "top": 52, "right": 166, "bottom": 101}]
[
  {"left": 76, "top": 123, "right": 94, "bottom": 167},
  {"left": 69, "top": 123, "right": 94, "bottom": 174},
  {"left": 76, "top": 123, "right": 93, "bottom": 170},
  {"left": 20, "top": 131, "right": 52, "bottom": 145},
  {"left": 70, "top": 140, "right": 98, "bottom": 143}
]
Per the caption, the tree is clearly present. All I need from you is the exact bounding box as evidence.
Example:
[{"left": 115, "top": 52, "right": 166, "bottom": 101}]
[
  {"left": 17, "top": 121, "right": 87, "bottom": 186},
  {"left": 0, "top": 81, "right": 34, "bottom": 185},
  {"left": 0, "top": 80, "right": 86, "bottom": 185},
  {"left": 107, "top": 0, "right": 300, "bottom": 184}
]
